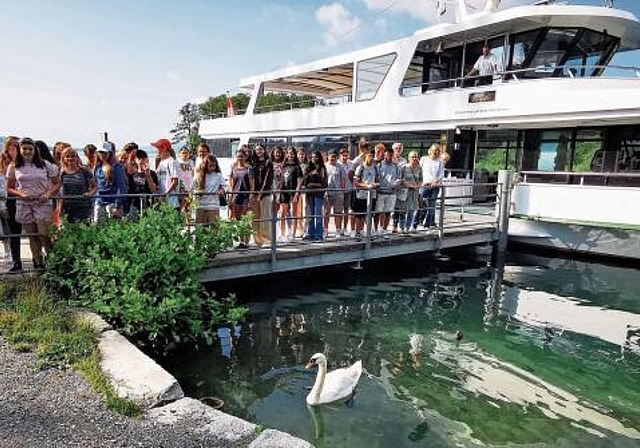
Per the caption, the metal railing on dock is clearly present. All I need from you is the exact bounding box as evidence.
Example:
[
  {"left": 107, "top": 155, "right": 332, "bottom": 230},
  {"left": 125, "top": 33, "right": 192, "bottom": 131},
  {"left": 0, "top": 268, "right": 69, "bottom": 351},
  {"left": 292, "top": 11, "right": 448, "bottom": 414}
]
[{"left": 0, "top": 180, "right": 507, "bottom": 277}]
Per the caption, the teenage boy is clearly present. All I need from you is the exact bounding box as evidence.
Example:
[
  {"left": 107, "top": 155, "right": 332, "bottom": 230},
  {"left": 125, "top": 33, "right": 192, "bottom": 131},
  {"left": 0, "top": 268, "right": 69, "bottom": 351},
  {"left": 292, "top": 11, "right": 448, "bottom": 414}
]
[
  {"left": 128, "top": 149, "right": 158, "bottom": 216},
  {"left": 324, "top": 150, "right": 346, "bottom": 238},
  {"left": 376, "top": 147, "right": 402, "bottom": 237},
  {"left": 152, "top": 138, "right": 180, "bottom": 209},
  {"left": 353, "top": 149, "right": 379, "bottom": 238},
  {"left": 337, "top": 147, "right": 355, "bottom": 236}
]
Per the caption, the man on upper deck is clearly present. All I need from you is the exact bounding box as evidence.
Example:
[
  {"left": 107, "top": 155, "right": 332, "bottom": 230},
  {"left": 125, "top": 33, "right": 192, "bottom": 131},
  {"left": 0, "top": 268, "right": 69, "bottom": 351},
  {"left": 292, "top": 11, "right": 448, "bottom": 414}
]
[{"left": 467, "top": 45, "right": 499, "bottom": 86}]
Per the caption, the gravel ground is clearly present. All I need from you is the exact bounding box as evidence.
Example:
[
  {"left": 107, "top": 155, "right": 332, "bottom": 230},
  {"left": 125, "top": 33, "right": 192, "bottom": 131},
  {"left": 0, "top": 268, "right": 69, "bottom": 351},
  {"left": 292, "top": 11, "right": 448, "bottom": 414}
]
[{"left": 0, "top": 337, "right": 236, "bottom": 448}]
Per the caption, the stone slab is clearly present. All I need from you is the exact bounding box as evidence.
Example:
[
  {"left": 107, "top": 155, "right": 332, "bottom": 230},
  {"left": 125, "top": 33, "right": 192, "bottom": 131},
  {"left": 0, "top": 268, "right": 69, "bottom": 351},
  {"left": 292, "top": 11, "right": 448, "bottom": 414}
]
[
  {"left": 148, "top": 398, "right": 257, "bottom": 445},
  {"left": 249, "top": 429, "right": 315, "bottom": 448},
  {"left": 75, "top": 310, "right": 112, "bottom": 333},
  {"left": 98, "top": 330, "right": 184, "bottom": 408}
]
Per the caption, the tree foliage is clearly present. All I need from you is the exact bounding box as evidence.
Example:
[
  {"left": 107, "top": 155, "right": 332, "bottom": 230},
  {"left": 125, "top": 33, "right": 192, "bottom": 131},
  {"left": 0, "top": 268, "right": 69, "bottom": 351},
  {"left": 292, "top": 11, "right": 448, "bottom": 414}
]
[{"left": 171, "top": 102, "right": 202, "bottom": 154}]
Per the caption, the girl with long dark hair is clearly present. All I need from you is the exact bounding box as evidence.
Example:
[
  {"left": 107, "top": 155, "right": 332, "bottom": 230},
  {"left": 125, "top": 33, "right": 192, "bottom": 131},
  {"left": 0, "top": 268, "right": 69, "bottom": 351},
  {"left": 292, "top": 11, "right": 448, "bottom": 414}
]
[
  {"left": 6, "top": 137, "right": 61, "bottom": 269},
  {"left": 303, "top": 151, "right": 327, "bottom": 241}
]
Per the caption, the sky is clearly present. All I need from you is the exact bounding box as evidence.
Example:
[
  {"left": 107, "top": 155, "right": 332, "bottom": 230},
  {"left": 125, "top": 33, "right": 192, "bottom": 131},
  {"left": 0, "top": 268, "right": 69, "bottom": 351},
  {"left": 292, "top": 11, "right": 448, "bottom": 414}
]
[{"left": 1, "top": 0, "right": 639, "bottom": 148}]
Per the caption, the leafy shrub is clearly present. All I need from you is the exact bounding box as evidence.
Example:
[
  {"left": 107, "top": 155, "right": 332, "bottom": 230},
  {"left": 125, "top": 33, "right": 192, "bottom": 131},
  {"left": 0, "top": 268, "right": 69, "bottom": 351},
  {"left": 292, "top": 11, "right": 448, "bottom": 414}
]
[{"left": 44, "top": 205, "right": 251, "bottom": 348}]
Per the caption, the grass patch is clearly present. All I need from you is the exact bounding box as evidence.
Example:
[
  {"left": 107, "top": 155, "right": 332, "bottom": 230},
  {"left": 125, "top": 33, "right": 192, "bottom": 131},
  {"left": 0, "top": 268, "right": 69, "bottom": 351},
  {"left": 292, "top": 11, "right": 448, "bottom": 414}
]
[{"left": 0, "top": 277, "right": 140, "bottom": 417}]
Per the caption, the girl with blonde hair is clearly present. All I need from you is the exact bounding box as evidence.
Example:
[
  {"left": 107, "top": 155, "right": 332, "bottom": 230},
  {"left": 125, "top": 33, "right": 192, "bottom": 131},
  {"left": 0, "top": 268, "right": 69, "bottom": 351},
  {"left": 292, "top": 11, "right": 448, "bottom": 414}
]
[{"left": 193, "top": 154, "right": 225, "bottom": 225}]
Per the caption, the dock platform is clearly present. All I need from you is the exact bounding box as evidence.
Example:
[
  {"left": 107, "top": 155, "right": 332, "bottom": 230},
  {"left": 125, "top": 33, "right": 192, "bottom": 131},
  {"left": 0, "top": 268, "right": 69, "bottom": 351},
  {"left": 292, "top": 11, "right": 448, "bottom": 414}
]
[{"left": 200, "top": 219, "right": 496, "bottom": 282}]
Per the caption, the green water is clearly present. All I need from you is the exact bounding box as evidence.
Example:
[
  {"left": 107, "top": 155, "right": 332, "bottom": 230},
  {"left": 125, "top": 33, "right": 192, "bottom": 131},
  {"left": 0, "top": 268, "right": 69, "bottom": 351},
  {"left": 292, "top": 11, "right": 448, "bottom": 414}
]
[{"left": 160, "top": 253, "right": 640, "bottom": 447}]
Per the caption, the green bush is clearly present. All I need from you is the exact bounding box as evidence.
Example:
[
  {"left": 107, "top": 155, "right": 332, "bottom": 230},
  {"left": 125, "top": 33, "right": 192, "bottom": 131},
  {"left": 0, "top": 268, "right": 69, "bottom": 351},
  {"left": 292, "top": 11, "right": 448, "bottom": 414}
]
[{"left": 44, "top": 205, "right": 251, "bottom": 348}]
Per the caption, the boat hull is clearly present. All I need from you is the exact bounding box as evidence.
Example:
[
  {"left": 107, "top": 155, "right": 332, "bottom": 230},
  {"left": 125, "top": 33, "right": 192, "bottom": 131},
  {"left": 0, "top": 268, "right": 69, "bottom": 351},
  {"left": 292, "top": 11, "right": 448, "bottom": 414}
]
[{"left": 508, "top": 217, "right": 640, "bottom": 260}]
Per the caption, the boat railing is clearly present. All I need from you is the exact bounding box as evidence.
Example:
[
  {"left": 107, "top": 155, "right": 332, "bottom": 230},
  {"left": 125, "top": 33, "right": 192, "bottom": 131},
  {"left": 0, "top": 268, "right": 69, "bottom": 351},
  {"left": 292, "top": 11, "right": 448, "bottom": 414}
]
[
  {"left": 203, "top": 95, "right": 351, "bottom": 119},
  {"left": 520, "top": 170, "right": 640, "bottom": 187},
  {"left": 0, "top": 183, "right": 501, "bottom": 274},
  {"left": 400, "top": 64, "right": 640, "bottom": 96}
]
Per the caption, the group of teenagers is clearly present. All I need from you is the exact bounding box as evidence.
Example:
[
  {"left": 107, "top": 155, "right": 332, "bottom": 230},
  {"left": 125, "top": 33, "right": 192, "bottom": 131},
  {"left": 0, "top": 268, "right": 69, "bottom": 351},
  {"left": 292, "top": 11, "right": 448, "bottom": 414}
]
[
  {"left": 0, "top": 136, "right": 225, "bottom": 272},
  {"left": 227, "top": 137, "right": 447, "bottom": 248},
  {"left": 0, "top": 134, "right": 446, "bottom": 272}
]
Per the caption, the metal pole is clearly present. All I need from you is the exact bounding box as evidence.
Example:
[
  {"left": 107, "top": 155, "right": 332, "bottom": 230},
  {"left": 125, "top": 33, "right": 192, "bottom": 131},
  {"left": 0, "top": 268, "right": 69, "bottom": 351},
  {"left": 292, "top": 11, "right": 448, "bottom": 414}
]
[
  {"left": 495, "top": 170, "right": 514, "bottom": 255},
  {"left": 364, "top": 189, "right": 372, "bottom": 259},
  {"left": 438, "top": 185, "right": 446, "bottom": 240},
  {"left": 270, "top": 191, "right": 278, "bottom": 271}
]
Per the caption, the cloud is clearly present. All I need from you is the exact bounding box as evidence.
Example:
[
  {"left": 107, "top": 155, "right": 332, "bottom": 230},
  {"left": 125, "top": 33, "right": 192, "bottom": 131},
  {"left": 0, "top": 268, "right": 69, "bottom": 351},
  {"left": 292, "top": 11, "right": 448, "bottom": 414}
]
[
  {"left": 166, "top": 70, "right": 187, "bottom": 86},
  {"left": 315, "top": 3, "right": 362, "bottom": 46}
]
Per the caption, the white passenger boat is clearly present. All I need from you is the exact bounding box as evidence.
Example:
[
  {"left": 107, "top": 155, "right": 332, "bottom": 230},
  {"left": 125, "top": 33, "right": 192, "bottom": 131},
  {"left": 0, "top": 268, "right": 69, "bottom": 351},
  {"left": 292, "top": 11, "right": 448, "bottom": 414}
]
[{"left": 199, "top": 0, "right": 640, "bottom": 260}]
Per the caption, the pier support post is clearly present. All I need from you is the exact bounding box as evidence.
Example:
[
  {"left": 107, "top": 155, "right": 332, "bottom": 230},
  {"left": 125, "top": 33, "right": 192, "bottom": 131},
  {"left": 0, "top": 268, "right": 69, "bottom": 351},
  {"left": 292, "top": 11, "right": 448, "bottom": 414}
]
[
  {"left": 494, "top": 170, "right": 514, "bottom": 257},
  {"left": 270, "top": 191, "right": 278, "bottom": 271},
  {"left": 364, "top": 189, "right": 373, "bottom": 259}
]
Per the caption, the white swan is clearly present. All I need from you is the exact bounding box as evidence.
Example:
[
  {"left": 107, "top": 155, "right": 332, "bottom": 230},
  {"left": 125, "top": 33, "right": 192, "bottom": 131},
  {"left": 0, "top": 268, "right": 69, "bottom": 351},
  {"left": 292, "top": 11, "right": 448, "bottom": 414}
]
[{"left": 305, "top": 353, "right": 363, "bottom": 406}]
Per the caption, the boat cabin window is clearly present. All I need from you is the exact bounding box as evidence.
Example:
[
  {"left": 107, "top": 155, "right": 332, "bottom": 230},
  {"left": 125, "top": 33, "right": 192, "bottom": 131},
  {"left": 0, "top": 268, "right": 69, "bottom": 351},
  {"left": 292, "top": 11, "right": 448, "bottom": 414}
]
[
  {"left": 400, "top": 41, "right": 463, "bottom": 94},
  {"left": 518, "top": 126, "right": 640, "bottom": 186},
  {"left": 355, "top": 53, "right": 397, "bottom": 101},
  {"left": 508, "top": 27, "right": 619, "bottom": 78}
]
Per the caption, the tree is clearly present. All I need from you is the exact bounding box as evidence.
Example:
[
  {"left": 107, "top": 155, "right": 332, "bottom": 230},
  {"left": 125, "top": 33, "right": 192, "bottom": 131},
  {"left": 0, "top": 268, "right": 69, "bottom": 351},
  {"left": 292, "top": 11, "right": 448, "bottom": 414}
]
[
  {"left": 171, "top": 102, "right": 202, "bottom": 154},
  {"left": 200, "top": 93, "right": 251, "bottom": 118}
]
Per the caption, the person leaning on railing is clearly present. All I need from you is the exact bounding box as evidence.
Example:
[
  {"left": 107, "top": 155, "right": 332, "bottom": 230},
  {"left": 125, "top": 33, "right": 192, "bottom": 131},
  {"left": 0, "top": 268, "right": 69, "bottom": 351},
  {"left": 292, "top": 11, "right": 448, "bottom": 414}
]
[
  {"left": 6, "top": 137, "right": 61, "bottom": 270},
  {"left": 466, "top": 44, "right": 499, "bottom": 86}
]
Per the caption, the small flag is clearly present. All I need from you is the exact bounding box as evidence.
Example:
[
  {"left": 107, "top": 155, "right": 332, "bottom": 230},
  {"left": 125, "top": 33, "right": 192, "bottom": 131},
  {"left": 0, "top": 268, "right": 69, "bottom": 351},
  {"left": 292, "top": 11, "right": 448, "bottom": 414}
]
[{"left": 226, "top": 92, "right": 236, "bottom": 117}]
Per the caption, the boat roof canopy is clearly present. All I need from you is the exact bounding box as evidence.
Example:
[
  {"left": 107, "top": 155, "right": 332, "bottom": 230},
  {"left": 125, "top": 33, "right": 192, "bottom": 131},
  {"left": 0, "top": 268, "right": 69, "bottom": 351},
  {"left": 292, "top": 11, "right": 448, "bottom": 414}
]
[{"left": 240, "top": 5, "right": 640, "bottom": 94}]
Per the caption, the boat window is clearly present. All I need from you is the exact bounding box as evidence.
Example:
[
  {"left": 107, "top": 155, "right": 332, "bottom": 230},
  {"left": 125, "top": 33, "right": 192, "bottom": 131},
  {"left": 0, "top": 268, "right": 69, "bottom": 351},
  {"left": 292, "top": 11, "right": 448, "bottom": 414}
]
[
  {"left": 509, "top": 29, "right": 544, "bottom": 71},
  {"left": 529, "top": 28, "right": 579, "bottom": 72},
  {"left": 475, "top": 130, "right": 520, "bottom": 175},
  {"left": 356, "top": 53, "right": 396, "bottom": 101},
  {"left": 400, "top": 42, "right": 463, "bottom": 95},
  {"left": 564, "top": 30, "right": 619, "bottom": 77},
  {"left": 509, "top": 27, "right": 620, "bottom": 78},
  {"left": 521, "top": 130, "right": 573, "bottom": 172}
]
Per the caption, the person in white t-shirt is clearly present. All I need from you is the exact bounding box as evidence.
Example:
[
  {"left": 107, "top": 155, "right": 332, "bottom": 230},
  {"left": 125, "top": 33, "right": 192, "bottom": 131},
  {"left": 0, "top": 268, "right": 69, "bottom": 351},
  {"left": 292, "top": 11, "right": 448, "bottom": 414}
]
[
  {"left": 468, "top": 45, "right": 499, "bottom": 86},
  {"left": 419, "top": 144, "right": 444, "bottom": 229},
  {"left": 151, "top": 138, "right": 180, "bottom": 209}
]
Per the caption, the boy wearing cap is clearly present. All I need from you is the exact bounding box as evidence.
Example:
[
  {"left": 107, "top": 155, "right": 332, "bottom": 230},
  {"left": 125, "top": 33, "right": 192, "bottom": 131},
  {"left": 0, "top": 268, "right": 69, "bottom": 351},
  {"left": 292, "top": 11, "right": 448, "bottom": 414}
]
[
  {"left": 337, "top": 147, "right": 355, "bottom": 236},
  {"left": 152, "top": 139, "right": 180, "bottom": 209},
  {"left": 323, "top": 150, "right": 346, "bottom": 238}
]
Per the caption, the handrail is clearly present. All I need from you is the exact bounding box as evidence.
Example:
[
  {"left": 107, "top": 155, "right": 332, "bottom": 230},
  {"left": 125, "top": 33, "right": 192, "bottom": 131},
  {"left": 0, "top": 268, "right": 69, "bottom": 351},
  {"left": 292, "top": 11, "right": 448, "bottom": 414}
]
[
  {"left": 521, "top": 170, "right": 640, "bottom": 178},
  {"left": 400, "top": 64, "right": 640, "bottom": 95},
  {"left": 1, "top": 183, "right": 502, "bottom": 275}
]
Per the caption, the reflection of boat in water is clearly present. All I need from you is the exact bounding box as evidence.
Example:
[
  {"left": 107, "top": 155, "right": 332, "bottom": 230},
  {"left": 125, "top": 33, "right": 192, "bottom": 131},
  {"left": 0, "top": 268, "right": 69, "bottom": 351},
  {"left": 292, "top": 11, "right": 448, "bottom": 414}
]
[
  {"left": 426, "top": 336, "right": 640, "bottom": 440},
  {"left": 500, "top": 286, "right": 640, "bottom": 352}
]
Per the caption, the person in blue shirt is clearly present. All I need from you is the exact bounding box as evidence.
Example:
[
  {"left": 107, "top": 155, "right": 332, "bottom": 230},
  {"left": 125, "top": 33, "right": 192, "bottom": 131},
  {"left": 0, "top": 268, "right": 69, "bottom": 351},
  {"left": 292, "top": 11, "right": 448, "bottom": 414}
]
[{"left": 93, "top": 141, "right": 127, "bottom": 222}]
